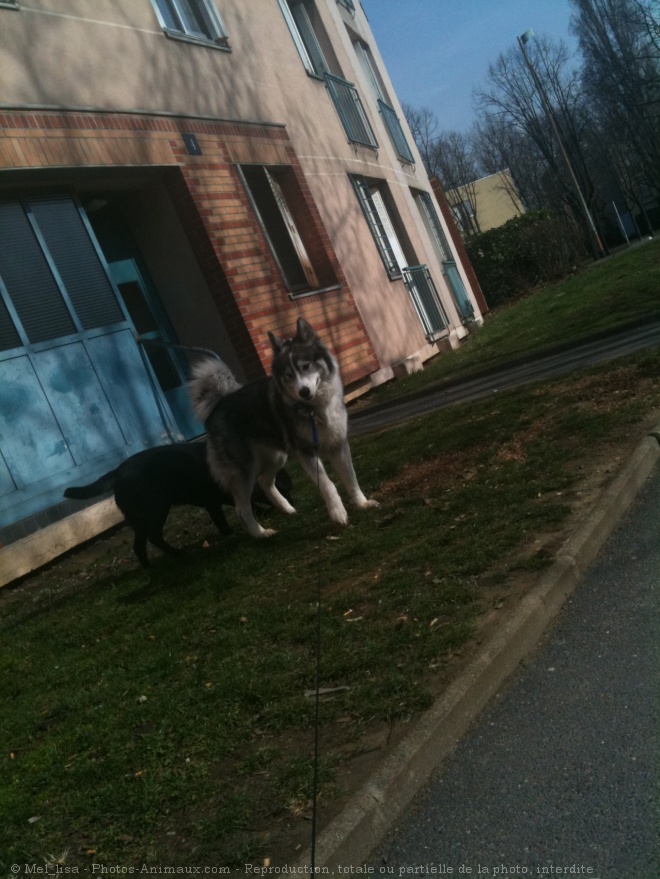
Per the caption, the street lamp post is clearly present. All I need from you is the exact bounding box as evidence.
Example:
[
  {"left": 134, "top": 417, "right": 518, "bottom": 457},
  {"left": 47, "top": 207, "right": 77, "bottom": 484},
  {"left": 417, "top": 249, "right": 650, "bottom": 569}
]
[{"left": 517, "top": 28, "right": 606, "bottom": 258}]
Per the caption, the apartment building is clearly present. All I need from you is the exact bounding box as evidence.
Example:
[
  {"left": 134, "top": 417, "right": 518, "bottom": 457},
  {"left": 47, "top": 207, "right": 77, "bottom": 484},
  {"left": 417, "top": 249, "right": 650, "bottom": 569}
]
[
  {"left": 0, "top": 0, "right": 485, "bottom": 581},
  {"left": 445, "top": 169, "right": 525, "bottom": 237}
]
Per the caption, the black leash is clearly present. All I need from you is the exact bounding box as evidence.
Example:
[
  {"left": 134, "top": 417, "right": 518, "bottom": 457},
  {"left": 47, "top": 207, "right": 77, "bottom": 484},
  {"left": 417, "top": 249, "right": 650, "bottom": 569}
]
[
  {"left": 308, "top": 410, "right": 322, "bottom": 874},
  {"left": 291, "top": 404, "right": 323, "bottom": 871}
]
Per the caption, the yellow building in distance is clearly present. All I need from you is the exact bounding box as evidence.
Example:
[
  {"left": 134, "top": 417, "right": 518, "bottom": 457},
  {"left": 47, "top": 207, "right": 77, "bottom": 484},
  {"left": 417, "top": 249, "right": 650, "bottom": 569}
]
[{"left": 446, "top": 169, "right": 525, "bottom": 236}]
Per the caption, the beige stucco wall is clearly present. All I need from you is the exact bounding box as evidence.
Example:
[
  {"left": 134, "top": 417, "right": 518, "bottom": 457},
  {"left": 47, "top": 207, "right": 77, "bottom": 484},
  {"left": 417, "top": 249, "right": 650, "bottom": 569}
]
[
  {"left": 0, "top": 0, "right": 482, "bottom": 367},
  {"left": 448, "top": 170, "right": 525, "bottom": 235}
]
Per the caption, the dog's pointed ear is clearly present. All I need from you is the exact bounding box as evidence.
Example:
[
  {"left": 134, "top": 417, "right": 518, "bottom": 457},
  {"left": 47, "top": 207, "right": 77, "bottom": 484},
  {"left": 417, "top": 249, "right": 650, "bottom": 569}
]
[
  {"left": 295, "top": 317, "right": 317, "bottom": 343},
  {"left": 268, "top": 330, "right": 284, "bottom": 354}
]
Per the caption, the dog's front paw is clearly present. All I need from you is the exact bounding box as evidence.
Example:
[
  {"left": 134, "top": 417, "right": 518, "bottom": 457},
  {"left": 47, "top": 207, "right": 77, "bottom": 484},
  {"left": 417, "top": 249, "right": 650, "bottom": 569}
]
[
  {"left": 328, "top": 503, "right": 349, "bottom": 526},
  {"left": 354, "top": 496, "right": 380, "bottom": 510},
  {"left": 256, "top": 527, "right": 277, "bottom": 538}
]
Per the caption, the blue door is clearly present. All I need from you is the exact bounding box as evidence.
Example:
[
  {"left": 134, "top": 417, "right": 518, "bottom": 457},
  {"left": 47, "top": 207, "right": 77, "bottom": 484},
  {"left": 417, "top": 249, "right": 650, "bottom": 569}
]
[
  {"left": 108, "top": 259, "right": 202, "bottom": 441},
  {"left": 0, "top": 194, "right": 181, "bottom": 531}
]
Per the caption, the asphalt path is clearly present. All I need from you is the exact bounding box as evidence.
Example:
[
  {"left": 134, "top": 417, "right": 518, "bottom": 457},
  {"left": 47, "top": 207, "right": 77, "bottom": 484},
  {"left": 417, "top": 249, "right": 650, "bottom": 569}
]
[
  {"left": 368, "top": 468, "right": 660, "bottom": 878},
  {"left": 350, "top": 321, "right": 660, "bottom": 435}
]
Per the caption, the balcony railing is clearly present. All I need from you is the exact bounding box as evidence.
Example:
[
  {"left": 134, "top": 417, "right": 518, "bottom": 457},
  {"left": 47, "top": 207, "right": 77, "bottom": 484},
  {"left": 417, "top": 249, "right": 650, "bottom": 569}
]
[
  {"left": 443, "top": 262, "right": 475, "bottom": 323},
  {"left": 402, "top": 265, "right": 449, "bottom": 339},
  {"left": 378, "top": 99, "right": 415, "bottom": 164},
  {"left": 324, "top": 73, "right": 378, "bottom": 149}
]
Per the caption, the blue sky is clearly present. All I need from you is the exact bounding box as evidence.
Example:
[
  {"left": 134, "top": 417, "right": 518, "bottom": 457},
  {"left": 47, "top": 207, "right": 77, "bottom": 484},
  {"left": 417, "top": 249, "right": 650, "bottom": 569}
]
[{"left": 360, "top": 0, "right": 578, "bottom": 134}]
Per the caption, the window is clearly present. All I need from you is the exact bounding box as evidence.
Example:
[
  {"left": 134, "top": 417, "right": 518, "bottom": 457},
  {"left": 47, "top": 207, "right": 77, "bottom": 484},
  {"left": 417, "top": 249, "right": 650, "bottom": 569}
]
[
  {"left": 151, "top": 0, "right": 229, "bottom": 47},
  {"left": 336, "top": 0, "right": 355, "bottom": 12},
  {"left": 351, "top": 176, "right": 409, "bottom": 279},
  {"left": 415, "top": 190, "right": 474, "bottom": 323},
  {"left": 415, "top": 191, "right": 451, "bottom": 262},
  {"left": 402, "top": 266, "right": 449, "bottom": 339},
  {"left": 353, "top": 39, "right": 414, "bottom": 164},
  {"left": 450, "top": 198, "right": 476, "bottom": 233},
  {"left": 352, "top": 178, "right": 451, "bottom": 339},
  {"left": 324, "top": 74, "right": 378, "bottom": 148},
  {"left": 278, "top": 0, "right": 378, "bottom": 149},
  {"left": 277, "top": 0, "right": 330, "bottom": 76},
  {"left": 240, "top": 165, "right": 323, "bottom": 296}
]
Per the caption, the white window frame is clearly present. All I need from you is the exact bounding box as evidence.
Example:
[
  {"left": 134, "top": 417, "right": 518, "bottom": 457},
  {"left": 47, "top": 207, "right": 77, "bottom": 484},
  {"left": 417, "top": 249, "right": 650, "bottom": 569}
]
[
  {"left": 353, "top": 40, "right": 385, "bottom": 102},
  {"left": 151, "top": 0, "right": 229, "bottom": 47},
  {"left": 277, "top": 0, "right": 328, "bottom": 77},
  {"left": 264, "top": 169, "right": 320, "bottom": 290},
  {"left": 415, "top": 192, "right": 451, "bottom": 263},
  {"left": 369, "top": 189, "right": 407, "bottom": 273},
  {"left": 239, "top": 165, "right": 322, "bottom": 296},
  {"left": 352, "top": 176, "right": 407, "bottom": 280}
]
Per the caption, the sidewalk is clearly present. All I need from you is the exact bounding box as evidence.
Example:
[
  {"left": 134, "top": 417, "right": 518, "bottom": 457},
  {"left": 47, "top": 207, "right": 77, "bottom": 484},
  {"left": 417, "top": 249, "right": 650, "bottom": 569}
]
[
  {"left": 295, "top": 321, "right": 660, "bottom": 873},
  {"left": 350, "top": 319, "right": 660, "bottom": 435},
  {"left": 369, "top": 467, "right": 660, "bottom": 877}
]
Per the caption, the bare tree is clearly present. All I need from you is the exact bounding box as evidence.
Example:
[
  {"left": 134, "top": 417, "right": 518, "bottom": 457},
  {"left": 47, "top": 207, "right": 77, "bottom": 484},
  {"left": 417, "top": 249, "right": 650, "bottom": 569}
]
[
  {"left": 402, "top": 103, "right": 440, "bottom": 176},
  {"left": 474, "top": 34, "right": 604, "bottom": 252},
  {"left": 431, "top": 131, "right": 482, "bottom": 236},
  {"left": 571, "top": 0, "right": 660, "bottom": 190},
  {"left": 403, "top": 105, "right": 483, "bottom": 237},
  {"left": 471, "top": 116, "right": 534, "bottom": 215}
]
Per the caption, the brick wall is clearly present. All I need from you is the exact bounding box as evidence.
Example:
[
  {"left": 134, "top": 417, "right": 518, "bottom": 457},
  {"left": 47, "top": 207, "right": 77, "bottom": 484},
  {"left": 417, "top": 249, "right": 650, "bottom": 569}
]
[{"left": 0, "top": 108, "right": 379, "bottom": 386}]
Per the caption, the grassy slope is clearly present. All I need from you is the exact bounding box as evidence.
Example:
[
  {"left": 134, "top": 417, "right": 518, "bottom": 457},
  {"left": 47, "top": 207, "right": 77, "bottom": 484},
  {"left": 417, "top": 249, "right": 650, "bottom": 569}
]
[
  {"left": 2, "top": 241, "right": 660, "bottom": 867},
  {"left": 361, "top": 237, "right": 660, "bottom": 406}
]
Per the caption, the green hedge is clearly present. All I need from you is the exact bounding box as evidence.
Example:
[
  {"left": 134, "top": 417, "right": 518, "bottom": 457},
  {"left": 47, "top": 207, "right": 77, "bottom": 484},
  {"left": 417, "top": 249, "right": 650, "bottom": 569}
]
[{"left": 466, "top": 211, "right": 576, "bottom": 308}]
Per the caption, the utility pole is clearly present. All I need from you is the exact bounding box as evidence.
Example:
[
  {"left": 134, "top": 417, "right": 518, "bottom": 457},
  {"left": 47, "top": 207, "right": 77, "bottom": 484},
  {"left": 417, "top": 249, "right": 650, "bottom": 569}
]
[{"left": 518, "top": 29, "right": 606, "bottom": 258}]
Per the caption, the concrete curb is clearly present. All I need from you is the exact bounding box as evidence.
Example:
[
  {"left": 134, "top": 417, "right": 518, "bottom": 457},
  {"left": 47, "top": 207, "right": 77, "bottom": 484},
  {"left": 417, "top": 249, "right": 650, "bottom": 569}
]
[{"left": 296, "top": 428, "right": 660, "bottom": 873}]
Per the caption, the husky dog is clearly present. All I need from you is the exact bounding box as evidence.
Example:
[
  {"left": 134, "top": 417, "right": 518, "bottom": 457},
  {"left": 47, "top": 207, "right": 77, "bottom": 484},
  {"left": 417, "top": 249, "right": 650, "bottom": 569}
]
[
  {"left": 188, "top": 318, "right": 378, "bottom": 538},
  {"left": 64, "top": 441, "right": 293, "bottom": 566}
]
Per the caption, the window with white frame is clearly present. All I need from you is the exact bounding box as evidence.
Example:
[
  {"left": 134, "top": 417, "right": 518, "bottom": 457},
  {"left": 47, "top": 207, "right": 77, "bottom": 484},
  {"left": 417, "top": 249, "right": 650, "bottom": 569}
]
[
  {"left": 277, "top": 0, "right": 330, "bottom": 76},
  {"left": 415, "top": 191, "right": 451, "bottom": 262},
  {"left": 351, "top": 175, "right": 412, "bottom": 280},
  {"left": 277, "top": 0, "right": 378, "bottom": 150},
  {"left": 151, "top": 0, "right": 229, "bottom": 47},
  {"left": 414, "top": 190, "right": 475, "bottom": 322},
  {"left": 352, "top": 39, "right": 414, "bottom": 163},
  {"left": 240, "top": 165, "right": 326, "bottom": 296}
]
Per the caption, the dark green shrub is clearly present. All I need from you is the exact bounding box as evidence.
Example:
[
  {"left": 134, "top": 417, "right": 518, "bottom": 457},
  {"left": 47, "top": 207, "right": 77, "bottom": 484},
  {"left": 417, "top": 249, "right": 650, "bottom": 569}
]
[{"left": 466, "top": 211, "right": 576, "bottom": 308}]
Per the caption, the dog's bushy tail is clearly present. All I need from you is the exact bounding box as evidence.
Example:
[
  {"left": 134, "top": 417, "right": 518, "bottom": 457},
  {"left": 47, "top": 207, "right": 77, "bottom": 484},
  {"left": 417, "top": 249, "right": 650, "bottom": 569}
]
[
  {"left": 188, "top": 358, "right": 241, "bottom": 423},
  {"left": 64, "top": 470, "right": 117, "bottom": 500}
]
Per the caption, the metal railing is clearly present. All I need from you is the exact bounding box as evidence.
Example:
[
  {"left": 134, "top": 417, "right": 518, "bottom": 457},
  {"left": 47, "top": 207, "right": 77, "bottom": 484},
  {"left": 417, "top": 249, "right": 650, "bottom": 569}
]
[
  {"left": 402, "top": 265, "right": 449, "bottom": 339},
  {"left": 443, "top": 261, "right": 475, "bottom": 323},
  {"left": 324, "top": 73, "right": 378, "bottom": 149},
  {"left": 378, "top": 99, "right": 415, "bottom": 164}
]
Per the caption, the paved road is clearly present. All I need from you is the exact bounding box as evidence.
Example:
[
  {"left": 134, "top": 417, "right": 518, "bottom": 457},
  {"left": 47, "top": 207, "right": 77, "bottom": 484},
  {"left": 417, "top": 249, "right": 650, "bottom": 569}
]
[
  {"left": 350, "top": 321, "right": 660, "bottom": 435},
  {"left": 369, "top": 468, "right": 660, "bottom": 879}
]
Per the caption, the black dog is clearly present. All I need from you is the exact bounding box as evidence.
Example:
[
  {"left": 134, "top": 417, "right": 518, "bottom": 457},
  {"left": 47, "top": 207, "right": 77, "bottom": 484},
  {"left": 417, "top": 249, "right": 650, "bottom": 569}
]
[{"left": 64, "top": 441, "right": 293, "bottom": 567}]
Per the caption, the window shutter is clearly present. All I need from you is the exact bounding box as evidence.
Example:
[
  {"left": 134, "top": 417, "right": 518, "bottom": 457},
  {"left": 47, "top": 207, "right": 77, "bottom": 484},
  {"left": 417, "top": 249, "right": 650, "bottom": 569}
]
[
  {"left": 0, "top": 201, "right": 76, "bottom": 344},
  {"left": 28, "top": 196, "right": 124, "bottom": 331},
  {"left": 264, "top": 170, "right": 319, "bottom": 289},
  {"left": 0, "top": 292, "right": 21, "bottom": 352}
]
